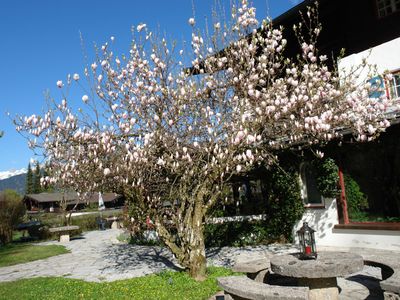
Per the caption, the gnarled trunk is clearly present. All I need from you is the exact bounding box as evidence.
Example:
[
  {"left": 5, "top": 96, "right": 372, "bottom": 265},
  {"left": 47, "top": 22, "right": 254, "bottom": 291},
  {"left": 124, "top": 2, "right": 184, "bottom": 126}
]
[
  {"left": 187, "top": 207, "right": 207, "bottom": 280},
  {"left": 156, "top": 221, "right": 207, "bottom": 280},
  {"left": 156, "top": 192, "right": 208, "bottom": 281}
]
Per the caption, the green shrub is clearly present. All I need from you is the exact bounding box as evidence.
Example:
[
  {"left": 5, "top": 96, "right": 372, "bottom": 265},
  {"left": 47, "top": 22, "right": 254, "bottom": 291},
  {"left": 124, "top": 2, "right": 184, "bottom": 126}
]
[
  {"left": 344, "top": 174, "right": 369, "bottom": 219},
  {"left": 27, "top": 224, "right": 51, "bottom": 240},
  {"left": 314, "top": 158, "right": 339, "bottom": 198},
  {"left": 70, "top": 214, "right": 98, "bottom": 231},
  {"left": 205, "top": 220, "right": 271, "bottom": 247},
  {"left": 263, "top": 166, "right": 304, "bottom": 242},
  {"left": 0, "top": 190, "right": 26, "bottom": 245}
]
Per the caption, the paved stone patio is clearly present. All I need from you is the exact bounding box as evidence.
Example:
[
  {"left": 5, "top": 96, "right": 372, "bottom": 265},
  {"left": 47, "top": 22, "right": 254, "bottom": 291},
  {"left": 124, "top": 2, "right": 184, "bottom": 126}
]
[{"left": 0, "top": 229, "right": 394, "bottom": 299}]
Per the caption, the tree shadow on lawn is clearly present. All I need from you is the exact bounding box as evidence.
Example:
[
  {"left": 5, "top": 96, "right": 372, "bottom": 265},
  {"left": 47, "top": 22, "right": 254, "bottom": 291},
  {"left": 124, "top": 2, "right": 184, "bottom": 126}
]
[{"left": 100, "top": 244, "right": 184, "bottom": 273}]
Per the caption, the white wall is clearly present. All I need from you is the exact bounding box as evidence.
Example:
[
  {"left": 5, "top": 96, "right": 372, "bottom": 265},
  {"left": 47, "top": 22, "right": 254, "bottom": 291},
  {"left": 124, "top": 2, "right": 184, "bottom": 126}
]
[
  {"left": 338, "top": 37, "right": 400, "bottom": 83},
  {"left": 293, "top": 198, "right": 338, "bottom": 244},
  {"left": 293, "top": 198, "right": 400, "bottom": 251},
  {"left": 323, "top": 228, "right": 400, "bottom": 251}
]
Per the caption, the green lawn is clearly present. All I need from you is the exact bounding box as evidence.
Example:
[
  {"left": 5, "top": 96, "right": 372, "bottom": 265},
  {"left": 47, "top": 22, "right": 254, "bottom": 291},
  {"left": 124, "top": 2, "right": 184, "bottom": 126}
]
[
  {"left": 0, "top": 267, "right": 235, "bottom": 300},
  {"left": 0, "top": 244, "right": 69, "bottom": 267}
]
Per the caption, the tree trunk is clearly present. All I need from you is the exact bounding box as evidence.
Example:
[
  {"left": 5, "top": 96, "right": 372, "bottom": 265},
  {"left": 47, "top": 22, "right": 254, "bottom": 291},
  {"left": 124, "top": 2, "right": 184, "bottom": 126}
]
[
  {"left": 187, "top": 234, "right": 207, "bottom": 280},
  {"left": 187, "top": 198, "right": 207, "bottom": 281},
  {"left": 187, "top": 227, "right": 207, "bottom": 280},
  {"left": 155, "top": 194, "right": 208, "bottom": 281}
]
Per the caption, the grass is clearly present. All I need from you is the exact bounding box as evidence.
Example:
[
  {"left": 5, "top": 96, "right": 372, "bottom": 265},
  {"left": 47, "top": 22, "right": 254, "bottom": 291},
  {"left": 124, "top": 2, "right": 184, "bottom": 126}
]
[
  {"left": 0, "top": 267, "right": 236, "bottom": 300},
  {"left": 0, "top": 243, "right": 70, "bottom": 267}
]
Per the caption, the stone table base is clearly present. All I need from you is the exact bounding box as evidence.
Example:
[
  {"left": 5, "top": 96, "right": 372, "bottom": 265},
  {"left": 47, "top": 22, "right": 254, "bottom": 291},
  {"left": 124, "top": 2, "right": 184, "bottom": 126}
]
[
  {"left": 111, "top": 221, "right": 120, "bottom": 229},
  {"left": 59, "top": 234, "right": 70, "bottom": 242},
  {"left": 298, "top": 277, "right": 338, "bottom": 300}
]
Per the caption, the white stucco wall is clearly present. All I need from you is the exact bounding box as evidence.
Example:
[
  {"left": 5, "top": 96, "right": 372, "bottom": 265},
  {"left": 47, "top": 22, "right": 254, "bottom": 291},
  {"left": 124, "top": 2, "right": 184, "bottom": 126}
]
[
  {"left": 293, "top": 198, "right": 338, "bottom": 245},
  {"left": 323, "top": 228, "right": 400, "bottom": 251},
  {"left": 293, "top": 198, "right": 400, "bottom": 251},
  {"left": 338, "top": 36, "right": 400, "bottom": 83}
]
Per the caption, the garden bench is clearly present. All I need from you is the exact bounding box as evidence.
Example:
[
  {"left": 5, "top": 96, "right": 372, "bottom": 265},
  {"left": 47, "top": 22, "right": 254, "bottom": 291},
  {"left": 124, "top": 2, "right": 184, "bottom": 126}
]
[
  {"left": 217, "top": 276, "right": 309, "bottom": 300},
  {"left": 362, "top": 255, "right": 400, "bottom": 300},
  {"left": 232, "top": 257, "right": 271, "bottom": 282},
  {"left": 48, "top": 225, "right": 80, "bottom": 242}
]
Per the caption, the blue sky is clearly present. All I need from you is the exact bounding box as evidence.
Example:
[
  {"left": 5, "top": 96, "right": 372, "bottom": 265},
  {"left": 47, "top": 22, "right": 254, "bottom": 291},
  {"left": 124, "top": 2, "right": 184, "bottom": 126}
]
[{"left": 0, "top": 0, "right": 299, "bottom": 172}]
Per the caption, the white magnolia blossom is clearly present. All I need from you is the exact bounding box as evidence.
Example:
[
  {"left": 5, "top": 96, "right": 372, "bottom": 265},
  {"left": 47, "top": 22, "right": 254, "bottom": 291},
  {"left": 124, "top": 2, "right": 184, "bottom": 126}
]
[
  {"left": 82, "top": 95, "right": 89, "bottom": 103},
  {"left": 137, "top": 23, "right": 146, "bottom": 32}
]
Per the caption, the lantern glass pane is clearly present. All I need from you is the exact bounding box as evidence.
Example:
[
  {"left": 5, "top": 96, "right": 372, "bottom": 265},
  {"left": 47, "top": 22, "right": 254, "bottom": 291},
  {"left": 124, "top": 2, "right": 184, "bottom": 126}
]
[{"left": 298, "top": 232, "right": 304, "bottom": 252}]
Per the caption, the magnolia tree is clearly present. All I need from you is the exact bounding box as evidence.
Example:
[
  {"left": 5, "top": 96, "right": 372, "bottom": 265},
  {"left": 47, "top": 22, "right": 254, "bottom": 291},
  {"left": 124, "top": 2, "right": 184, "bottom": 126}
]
[{"left": 15, "top": 1, "right": 394, "bottom": 279}]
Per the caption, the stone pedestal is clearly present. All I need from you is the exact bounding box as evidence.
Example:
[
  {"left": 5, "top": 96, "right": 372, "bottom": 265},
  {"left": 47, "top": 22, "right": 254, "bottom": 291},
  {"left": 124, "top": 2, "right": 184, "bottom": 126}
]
[
  {"left": 111, "top": 221, "right": 120, "bottom": 229},
  {"left": 60, "top": 234, "right": 70, "bottom": 242},
  {"left": 298, "top": 277, "right": 338, "bottom": 300}
]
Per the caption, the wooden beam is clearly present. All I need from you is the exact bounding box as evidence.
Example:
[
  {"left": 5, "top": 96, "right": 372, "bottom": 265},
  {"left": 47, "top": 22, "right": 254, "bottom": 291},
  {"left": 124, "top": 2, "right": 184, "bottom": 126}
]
[{"left": 338, "top": 166, "right": 350, "bottom": 224}]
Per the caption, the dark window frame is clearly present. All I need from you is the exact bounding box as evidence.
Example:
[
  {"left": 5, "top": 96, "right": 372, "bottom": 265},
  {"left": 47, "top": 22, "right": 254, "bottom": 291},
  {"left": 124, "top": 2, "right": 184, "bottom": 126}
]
[
  {"left": 299, "top": 162, "right": 325, "bottom": 208},
  {"left": 376, "top": 0, "right": 400, "bottom": 18}
]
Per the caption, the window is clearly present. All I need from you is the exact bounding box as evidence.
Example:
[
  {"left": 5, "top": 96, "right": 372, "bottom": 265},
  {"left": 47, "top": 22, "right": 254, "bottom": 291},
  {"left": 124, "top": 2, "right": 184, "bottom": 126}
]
[
  {"left": 227, "top": 179, "right": 267, "bottom": 216},
  {"left": 300, "top": 163, "right": 324, "bottom": 207},
  {"left": 377, "top": 0, "right": 400, "bottom": 17},
  {"left": 388, "top": 71, "right": 400, "bottom": 99}
]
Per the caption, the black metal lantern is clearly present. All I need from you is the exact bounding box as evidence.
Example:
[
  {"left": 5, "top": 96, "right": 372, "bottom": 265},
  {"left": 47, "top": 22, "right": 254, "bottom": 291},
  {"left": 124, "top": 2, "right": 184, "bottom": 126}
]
[{"left": 297, "top": 222, "right": 317, "bottom": 259}]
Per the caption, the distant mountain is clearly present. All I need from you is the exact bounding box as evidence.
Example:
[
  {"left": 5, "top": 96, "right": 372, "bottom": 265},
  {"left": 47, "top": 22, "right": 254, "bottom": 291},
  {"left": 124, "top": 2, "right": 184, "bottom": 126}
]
[
  {"left": 0, "top": 169, "right": 27, "bottom": 195},
  {"left": 0, "top": 168, "right": 26, "bottom": 180}
]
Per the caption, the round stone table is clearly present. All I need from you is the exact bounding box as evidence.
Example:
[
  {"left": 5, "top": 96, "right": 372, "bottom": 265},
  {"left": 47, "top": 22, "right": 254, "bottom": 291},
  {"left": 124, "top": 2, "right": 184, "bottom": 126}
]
[{"left": 270, "top": 251, "right": 364, "bottom": 300}]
